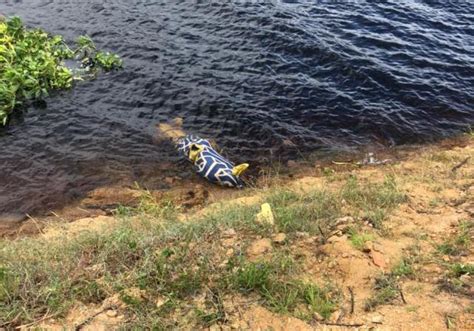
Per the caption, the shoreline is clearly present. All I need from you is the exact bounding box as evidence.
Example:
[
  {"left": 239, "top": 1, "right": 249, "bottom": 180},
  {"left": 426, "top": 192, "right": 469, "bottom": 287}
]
[
  {"left": 1, "top": 133, "right": 471, "bottom": 238},
  {"left": 0, "top": 136, "right": 474, "bottom": 331},
  {"left": 0, "top": 134, "right": 472, "bottom": 329}
]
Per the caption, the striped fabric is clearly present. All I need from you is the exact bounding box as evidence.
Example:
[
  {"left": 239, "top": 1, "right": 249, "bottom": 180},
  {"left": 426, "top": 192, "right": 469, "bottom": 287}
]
[{"left": 177, "top": 135, "right": 244, "bottom": 188}]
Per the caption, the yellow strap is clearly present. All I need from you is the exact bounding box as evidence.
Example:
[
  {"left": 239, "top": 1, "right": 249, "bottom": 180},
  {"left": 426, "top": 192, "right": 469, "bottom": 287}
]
[
  {"left": 189, "top": 144, "right": 204, "bottom": 163},
  {"left": 232, "top": 163, "right": 249, "bottom": 176}
]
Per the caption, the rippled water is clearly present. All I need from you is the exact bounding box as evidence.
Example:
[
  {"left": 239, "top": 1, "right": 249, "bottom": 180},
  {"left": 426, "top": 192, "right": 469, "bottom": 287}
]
[{"left": 1, "top": 1, "right": 473, "bottom": 214}]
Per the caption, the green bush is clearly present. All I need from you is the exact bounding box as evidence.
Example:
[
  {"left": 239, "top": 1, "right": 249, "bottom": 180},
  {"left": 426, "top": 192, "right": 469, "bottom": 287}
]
[{"left": 0, "top": 16, "right": 122, "bottom": 125}]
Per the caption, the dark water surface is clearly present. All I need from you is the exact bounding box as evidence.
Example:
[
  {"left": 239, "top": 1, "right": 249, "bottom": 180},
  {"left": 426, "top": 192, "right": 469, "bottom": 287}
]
[{"left": 1, "top": 1, "right": 473, "bottom": 214}]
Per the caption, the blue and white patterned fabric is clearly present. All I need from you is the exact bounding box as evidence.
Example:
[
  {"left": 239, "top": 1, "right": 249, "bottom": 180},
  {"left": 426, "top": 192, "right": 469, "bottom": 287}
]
[
  {"left": 176, "top": 134, "right": 212, "bottom": 162},
  {"left": 176, "top": 135, "right": 247, "bottom": 188}
]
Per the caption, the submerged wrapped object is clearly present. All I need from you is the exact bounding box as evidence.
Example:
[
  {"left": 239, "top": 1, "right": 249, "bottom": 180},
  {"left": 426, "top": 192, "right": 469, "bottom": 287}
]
[{"left": 177, "top": 135, "right": 249, "bottom": 188}]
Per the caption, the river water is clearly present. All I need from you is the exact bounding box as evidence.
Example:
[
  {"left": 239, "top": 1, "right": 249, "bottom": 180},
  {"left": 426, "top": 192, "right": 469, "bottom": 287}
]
[{"left": 0, "top": 1, "right": 473, "bottom": 214}]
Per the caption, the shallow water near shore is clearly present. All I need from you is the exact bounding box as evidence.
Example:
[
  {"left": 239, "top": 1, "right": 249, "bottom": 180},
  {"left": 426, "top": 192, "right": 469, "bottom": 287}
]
[{"left": 0, "top": 1, "right": 473, "bottom": 215}]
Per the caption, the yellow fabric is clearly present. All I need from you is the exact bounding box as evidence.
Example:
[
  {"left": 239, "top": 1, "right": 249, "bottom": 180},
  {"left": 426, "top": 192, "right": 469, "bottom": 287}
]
[
  {"left": 189, "top": 143, "right": 204, "bottom": 163},
  {"left": 232, "top": 163, "right": 249, "bottom": 176},
  {"left": 256, "top": 203, "right": 275, "bottom": 225}
]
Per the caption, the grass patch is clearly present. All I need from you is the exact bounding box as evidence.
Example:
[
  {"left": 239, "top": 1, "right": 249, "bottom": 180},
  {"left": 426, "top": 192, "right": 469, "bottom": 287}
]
[
  {"left": 347, "top": 228, "right": 375, "bottom": 250},
  {"left": 0, "top": 175, "right": 406, "bottom": 327},
  {"left": 0, "top": 198, "right": 337, "bottom": 328},
  {"left": 269, "top": 189, "right": 342, "bottom": 235},
  {"left": 266, "top": 175, "right": 405, "bottom": 236},
  {"left": 391, "top": 259, "right": 414, "bottom": 278},
  {"left": 436, "top": 222, "right": 473, "bottom": 296},
  {"left": 115, "top": 186, "right": 178, "bottom": 221},
  {"left": 232, "top": 259, "right": 338, "bottom": 318},
  {"left": 342, "top": 175, "right": 406, "bottom": 228},
  {"left": 365, "top": 257, "right": 414, "bottom": 311},
  {"left": 0, "top": 16, "right": 122, "bottom": 125},
  {"left": 449, "top": 263, "right": 474, "bottom": 278},
  {"left": 364, "top": 275, "right": 400, "bottom": 311},
  {"left": 436, "top": 221, "right": 472, "bottom": 256}
]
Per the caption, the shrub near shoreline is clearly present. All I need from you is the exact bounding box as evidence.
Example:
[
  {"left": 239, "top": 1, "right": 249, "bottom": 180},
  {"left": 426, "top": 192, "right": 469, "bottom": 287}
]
[{"left": 0, "top": 16, "right": 122, "bottom": 125}]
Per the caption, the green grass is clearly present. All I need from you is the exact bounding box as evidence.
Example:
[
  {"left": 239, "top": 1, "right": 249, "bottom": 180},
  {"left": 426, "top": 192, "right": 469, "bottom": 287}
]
[
  {"left": 449, "top": 263, "right": 474, "bottom": 278},
  {"left": 365, "top": 257, "right": 414, "bottom": 311},
  {"left": 391, "top": 259, "right": 414, "bottom": 278},
  {"left": 436, "top": 221, "right": 472, "bottom": 256},
  {"left": 435, "top": 222, "right": 473, "bottom": 297},
  {"left": 266, "top": 175, "right": 405, "bottom": 236},
  {"left": 0, "top": 176, "right": 406, "bottom": 328},
  {"left": 342, "top": 175, "right": 407, "bottom": 228},
  {"left": 365, "top": 275, "right": 400, "bottom": 311},
  {"left": 0, "top": 16, "right": 122, "bottom": 125},
  {"left": 233, "top": 260, "right": 338, "bottom": 318},
  {"left": 438, "top": 263, "right": 473, "bottom": 295},
  {"left": 0, "top": 203, "right": 335, "bottom": 328},
  {"left": 348, "top": 228, "right": 375, "bottom": 250}
]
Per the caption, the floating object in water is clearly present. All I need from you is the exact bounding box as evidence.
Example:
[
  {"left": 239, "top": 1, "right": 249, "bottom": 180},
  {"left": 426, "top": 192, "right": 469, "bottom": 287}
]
[
  {"left": 156, "top": 119, "right": 249, "bottom": 188},
  {"left": 177, "top": 135, "right": 249, "bottom": 188}
]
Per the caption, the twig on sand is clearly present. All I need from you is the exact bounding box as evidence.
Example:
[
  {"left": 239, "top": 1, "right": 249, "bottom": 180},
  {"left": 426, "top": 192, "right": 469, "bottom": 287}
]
[
  {"left": 317, "top": 321, "right": 364, "bottom": 328},
  {"left": 15, "top": 310, "right": 58, "bottom": 329},
  {"left": 399, "top": 286, "right": 407, "bottom": 304},
  {"left": 451, "top": 157, "right": 470, "bottom": 172},
  {"left": 74, "top": 304, "right": 118, "bottom": 331},
  {"left": 348, "top": 286, "right": 355, "bottom": 314},
  {"left": 318, "top": 225, "right": 327, "bottom": 244}
]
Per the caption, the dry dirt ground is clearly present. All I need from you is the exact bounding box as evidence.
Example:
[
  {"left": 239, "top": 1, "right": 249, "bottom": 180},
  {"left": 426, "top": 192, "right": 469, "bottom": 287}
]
[{"left": 3, "top": 137, "right": 473, "bottom": 330}]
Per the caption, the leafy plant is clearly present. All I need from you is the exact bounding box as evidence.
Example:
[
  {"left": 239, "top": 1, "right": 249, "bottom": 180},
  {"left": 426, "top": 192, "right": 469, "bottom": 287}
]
[{"left": 0, "top": 16, "right": 122, "bottom": 125}]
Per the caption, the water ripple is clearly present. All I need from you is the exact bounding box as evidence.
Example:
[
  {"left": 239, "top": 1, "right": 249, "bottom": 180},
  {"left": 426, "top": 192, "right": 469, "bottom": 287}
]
[{"left": 0, "top": 1, "right": 472, "bottom": 213}]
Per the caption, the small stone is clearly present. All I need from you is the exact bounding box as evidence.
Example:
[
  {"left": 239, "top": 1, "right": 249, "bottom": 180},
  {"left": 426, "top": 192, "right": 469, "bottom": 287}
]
[
  {"left": 342, "top": 253, "right": 349, "bottom": 258},
  {"left": 370, "top": 251, "right": 386, "bottom": 269},
  {"left": 371, "top": 314, "right": 384, "bottom": 324},
  {"left": 442, "top": 255, "right": 450, "bottom": 262},
  {"left": 329, "top": 310, "right": 341, "bottom": 323},
  {"left": 363, "top": 241, "right": 373, "bottom": 253},
  {"left": 272, "top": 233, "right": 287, "bottom": 244},
  {"left": 295, "top": 231, "right": 310, "bottom": 238},
  {"left": 222, "top": 228, "right": 237, "bottom": 238},
  {"left": 313, "top": 312, "right": 324, "bottom": 321},
  {"left": 460, "top": 274, "right": 471, "bottom": 283},
  {"left": 335, "top": 216, "right": 355, "bottom": 225},
  {"left": 372, "top": 242, "right": 384, "bottom": 253},
  {"left": 225, "top": 248, "right": 234, "bottom": 257},
  {"left": 122, "top": 287, "right": 146, "bottom": 304},
  {"left": 155, "top": 296, "right": 167, "bottom": 308},
  {"left": 336, "top": 224, "right": 348, "bottom": 232},
  {"left": 106, "top": 310, "right": 117, "bottom": 317}
]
